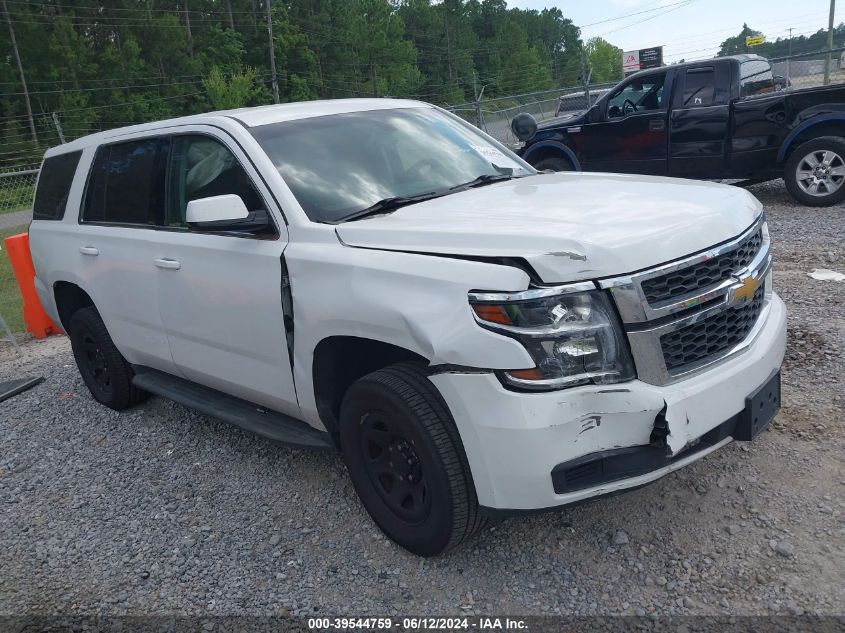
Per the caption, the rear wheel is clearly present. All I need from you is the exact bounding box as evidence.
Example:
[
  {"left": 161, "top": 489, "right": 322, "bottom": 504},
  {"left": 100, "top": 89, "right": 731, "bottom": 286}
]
[
  {"left": 339, "top": 362, "right": 485, "bottom": 556},
  {"left": 784, "top": 136, "right": 845, "bottom": 206},
  {"left": 533, "top": 156, "right": 573, "bottom": 172},
  {"left": 68, "top": 306, "right": 148, "bottom": 410}
]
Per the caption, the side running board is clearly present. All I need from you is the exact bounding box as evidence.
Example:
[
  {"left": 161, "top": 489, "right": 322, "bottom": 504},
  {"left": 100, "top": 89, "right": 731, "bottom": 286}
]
[{"left": 132, "top": 367, "right": 332, "bottom": 450}]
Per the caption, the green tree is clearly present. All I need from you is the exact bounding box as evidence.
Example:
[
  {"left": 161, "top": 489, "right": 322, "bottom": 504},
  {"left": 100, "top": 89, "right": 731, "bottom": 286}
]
[
  {"left": 585, "top": 37, "right": 622, "bottom": 83},
  {"left": 203, "top": 66, "right": 263, "bottom": 110}
]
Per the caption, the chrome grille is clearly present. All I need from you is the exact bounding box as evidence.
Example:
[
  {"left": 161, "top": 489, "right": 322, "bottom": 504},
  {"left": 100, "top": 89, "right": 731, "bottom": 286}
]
[
  {"left": 641, "top": 229, "right": 764, "bottom": 306},
  {"left": 600, "top": 215, "right": 772, "bottom": 386},
  {"left": 661, "top": 285, "right": 765, "bottom": 373}
]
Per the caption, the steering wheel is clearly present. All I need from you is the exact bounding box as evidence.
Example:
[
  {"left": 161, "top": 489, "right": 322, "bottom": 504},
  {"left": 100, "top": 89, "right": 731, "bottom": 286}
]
[
  {"left": 622, "top": 99, "right": 638, "bottom": 115},
  {"left": 405, "top": 158, "right": 443, "bottom": 180}
]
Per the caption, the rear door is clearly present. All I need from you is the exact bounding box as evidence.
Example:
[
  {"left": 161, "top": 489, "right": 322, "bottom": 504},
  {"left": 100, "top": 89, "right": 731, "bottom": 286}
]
[
  {"left": 668, "top": 64, "right": 732, "bottom": 178},
  {"left": 573, "top": 71, "right": 670, "bottom": 175},
  {"left": 152, "top": 129, "right": 298, "bottom": 416},
  {"left": 75, "top": 136, "right": 181, "bottom": 375}
]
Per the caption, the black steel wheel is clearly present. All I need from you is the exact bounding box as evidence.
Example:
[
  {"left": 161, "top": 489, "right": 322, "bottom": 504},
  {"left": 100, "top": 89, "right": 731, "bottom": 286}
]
[
  {"left": 68, "top": 306, "right": 148, "bottom": 410},
  {"left": 339, "top": 362, "right": 486, "bottom": 556}
]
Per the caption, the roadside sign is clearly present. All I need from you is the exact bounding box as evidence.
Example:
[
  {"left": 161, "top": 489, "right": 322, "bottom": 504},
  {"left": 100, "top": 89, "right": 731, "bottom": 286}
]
[
  {"left": 622, "top": 50, "right": 640, "bottom": 74},
  {"left": 622, "top": 46, "right": 663, "bottom": 76},
  {"left": 746, "top": 35, "right": 766, "bottom": 47}
]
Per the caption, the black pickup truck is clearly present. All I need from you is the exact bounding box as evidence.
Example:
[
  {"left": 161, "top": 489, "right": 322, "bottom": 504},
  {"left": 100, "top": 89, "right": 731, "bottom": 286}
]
[{"left": 512, "top": 54, "right": 845, "bottom": 206}]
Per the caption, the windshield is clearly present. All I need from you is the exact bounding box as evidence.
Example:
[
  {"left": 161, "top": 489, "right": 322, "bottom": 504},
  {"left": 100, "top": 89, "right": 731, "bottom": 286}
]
[{"left": 249, "top": 107, "right": 533, "bottom": 223}]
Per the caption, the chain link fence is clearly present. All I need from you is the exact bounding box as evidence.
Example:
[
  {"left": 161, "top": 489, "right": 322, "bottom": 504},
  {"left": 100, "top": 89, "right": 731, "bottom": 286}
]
[
  {"left": 0, "top": 164, "right": 39, "bottom": 218},
  {"left": 4, "top": 49, "right": 845, "bottom": 215},
  {"left": 770, "top": 47, "right": 845, "bottom": 91},
  {"left": 446, "top": 83, "right": 616, "bottom": 145}
]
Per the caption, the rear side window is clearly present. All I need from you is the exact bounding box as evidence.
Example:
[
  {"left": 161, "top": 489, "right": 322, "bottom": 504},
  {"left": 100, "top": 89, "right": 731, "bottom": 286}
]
[
  {"left": 682, "top": 68, "right": 719, "bottom": 107},
  {"left": 82, "top": 138, "right": 167, "bottom": 225},
  {"left": 32, "top": 151, "right": 82, "bottom": 221},
  {"left": 740, "top": 60, "right": 774, "bottom": 98}
]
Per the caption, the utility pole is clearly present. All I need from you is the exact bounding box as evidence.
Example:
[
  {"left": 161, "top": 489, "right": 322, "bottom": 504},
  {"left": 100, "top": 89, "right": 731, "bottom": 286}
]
[
  {"left": 824, "top": 0, "right": 836, "bottom": 85},
  {"left": 472, "top": 72, "right": 485, "bottom": 129},
  {"left": 266, "top": 0, "right": 280, "bottom": 103},
  {"left": 786, "top": 27, "right": 793, "bottom": 86},
  {"left": 2, "top": 0, "right": 38, "bottom": 145},
  {"left": 580, "top": 54, "right": 592, "bottom": 109}
]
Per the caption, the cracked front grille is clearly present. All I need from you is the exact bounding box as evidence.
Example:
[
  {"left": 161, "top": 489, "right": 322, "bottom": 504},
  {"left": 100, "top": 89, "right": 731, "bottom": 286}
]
[
  {"left": 660, "top": 286, "right": 765, "bottom": 373},
  {"left": 641, "top": 229, "right": 763, "bottom": 306}
]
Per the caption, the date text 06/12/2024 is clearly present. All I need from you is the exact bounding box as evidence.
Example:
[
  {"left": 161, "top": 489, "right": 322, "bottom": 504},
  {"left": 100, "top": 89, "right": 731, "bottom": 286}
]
[{"left": 307, "top": 618, "right": 528, "bottom": 630}]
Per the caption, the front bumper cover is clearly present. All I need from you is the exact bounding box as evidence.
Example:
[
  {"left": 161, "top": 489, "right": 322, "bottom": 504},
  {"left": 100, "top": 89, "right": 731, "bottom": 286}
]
[{"left": 429, "top": 293, "right": 787, "bottom": 512}]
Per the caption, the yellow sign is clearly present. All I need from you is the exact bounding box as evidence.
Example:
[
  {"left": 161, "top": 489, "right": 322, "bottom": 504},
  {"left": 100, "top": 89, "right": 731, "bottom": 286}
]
[{"left": 746, "top": 35, "right": 766, "bottom": 47}]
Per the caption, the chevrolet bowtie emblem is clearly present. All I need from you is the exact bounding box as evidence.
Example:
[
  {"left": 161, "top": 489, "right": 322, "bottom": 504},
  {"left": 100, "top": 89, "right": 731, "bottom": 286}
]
[{"left": 729, "top": 275, "right": 760, "bottom": 305}]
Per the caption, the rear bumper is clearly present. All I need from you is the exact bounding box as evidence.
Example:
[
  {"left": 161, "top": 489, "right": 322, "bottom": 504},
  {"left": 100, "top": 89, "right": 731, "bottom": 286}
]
[{"left": 429, "top": 293, "right": 787, "bottom": 512}]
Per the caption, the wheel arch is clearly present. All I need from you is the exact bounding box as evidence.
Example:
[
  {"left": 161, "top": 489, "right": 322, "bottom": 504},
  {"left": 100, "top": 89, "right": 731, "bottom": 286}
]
[
  {"left": 53, "top": 281, "right": 95, "bottom": 331},
  {"left": 522, "top": 140, "right": 580, "bottom": 170},
  {"left": 312, "top": 335, "right": 429, "bottom": 449},
  {"left": 778, "top": 115, "right": 845, "bottom": 163}
]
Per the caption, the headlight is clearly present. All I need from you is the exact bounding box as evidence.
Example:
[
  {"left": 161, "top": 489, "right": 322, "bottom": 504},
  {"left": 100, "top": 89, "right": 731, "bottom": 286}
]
[{"left": 469, "top": 283, "right": 635, "bottom": 391}]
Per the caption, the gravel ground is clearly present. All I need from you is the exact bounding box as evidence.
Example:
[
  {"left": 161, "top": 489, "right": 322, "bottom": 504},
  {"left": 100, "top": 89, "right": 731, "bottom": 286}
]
[{"left": 1, "top": 179, "right": 843, "bottom": 617}]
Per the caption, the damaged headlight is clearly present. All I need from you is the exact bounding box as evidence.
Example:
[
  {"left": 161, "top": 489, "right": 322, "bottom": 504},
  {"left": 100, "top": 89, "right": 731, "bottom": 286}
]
[{"left": 469, "top": 283, "right": 636, "bottom": 391}]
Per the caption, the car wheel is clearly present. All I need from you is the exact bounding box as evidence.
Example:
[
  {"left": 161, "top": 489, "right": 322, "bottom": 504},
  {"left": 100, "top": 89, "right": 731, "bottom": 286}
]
[
  {"left": 784, "top": 136, "right": 845, "bottom": 206},
  {"left": 68, "top": 306, "right": 148, "bottom": 410},
  {"left": 339, "top": 362, "right": 486, "bottom": 556},
  {"left": 533, "top": 156, "right": 573, "bottom": 172}
]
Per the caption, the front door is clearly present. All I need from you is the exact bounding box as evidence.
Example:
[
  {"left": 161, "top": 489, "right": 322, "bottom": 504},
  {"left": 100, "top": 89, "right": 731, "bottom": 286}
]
[
  {"left": 153, "top": 130, "right": 299, "bottom": 416},
  {"left": 575, "top": 71, "right": 670, "bottom": 175}
]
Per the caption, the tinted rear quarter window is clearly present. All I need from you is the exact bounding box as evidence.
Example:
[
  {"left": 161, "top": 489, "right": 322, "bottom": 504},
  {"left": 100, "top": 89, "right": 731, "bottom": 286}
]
[
  {"left": 32, "top": 151, "right": 82, "bottom": 221},
  {"left": 740, "top": 60, "right": 774, "bottom": 98},
  {"left": 82, "top": 138, "right": 167, "bottom": 225}
]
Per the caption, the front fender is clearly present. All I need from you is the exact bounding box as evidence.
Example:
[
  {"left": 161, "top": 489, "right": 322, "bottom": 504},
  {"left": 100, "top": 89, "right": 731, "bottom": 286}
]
[{"left": 285, "top": 242, "right": 535, "bottom": 425}]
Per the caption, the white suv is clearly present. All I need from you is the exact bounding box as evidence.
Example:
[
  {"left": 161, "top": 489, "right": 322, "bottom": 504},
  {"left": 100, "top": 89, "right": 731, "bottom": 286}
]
[{"left": 29, "top": 99, "right": 786, "bottom": 556}]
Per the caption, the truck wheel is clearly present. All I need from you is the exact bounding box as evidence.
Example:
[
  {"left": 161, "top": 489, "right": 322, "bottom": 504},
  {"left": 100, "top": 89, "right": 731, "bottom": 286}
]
[
  {"left": 533, "top": 156, "right": 573, "bottom": 172},
  {"left": 785, "top": 136, "right": 845, "bottom": 206},
  {"left": 68, "top": 307, "right": 148, "bottom": 410},
  {"left": 339, "top": 362, "right": 486, "bottom": 556}
]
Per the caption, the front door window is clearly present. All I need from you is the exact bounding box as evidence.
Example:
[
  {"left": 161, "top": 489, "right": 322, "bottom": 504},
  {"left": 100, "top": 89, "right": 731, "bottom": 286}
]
[{"left": 607, "top": 74, "right": 667, "bottom": 119}]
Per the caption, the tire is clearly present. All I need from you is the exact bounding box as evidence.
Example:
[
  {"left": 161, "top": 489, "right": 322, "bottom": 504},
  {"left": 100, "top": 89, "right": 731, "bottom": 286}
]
[
  {"left": 784, "top": 136, "right": 845, "bottom": 206},
  {"left": 68, "top": 306, "right": 148, "bottom": 410},
  {"left": 533, "top": 156, "right": 573, "bottom": 172},
  {"left": 339, "top": 362, "right": 486, "bottom": 556}
]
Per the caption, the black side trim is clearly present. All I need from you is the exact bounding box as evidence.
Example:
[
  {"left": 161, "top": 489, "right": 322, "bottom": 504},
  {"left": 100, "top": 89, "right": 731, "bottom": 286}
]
[{"left": 131, "top": 366, "right": 331, "bottom": 449}]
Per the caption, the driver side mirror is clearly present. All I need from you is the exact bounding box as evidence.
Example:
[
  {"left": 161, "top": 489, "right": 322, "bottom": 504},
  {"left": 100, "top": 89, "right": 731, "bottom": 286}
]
[{"left": 186, "top": 194, "right": 270, "bottom": 233}]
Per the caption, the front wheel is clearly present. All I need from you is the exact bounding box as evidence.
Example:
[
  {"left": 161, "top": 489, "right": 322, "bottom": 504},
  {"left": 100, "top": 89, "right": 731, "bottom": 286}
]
[
  {"left": 533, "top": 156, "right": 573, "bottom": 172},
  {"left": 339, "top": 363, "right": 485, "bottom": 556},
  {"left": 784, "top": 136, "right": 845, "bottom": 206}
]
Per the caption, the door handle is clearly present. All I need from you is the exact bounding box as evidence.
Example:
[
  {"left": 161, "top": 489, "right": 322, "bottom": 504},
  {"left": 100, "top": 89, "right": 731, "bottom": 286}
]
[
  {"left": 650, "top": 120, "right": 666, "bottom": 131},
  {"left": 79, "top": 246, "right": 99, "bottom": 256},
  {"left": 153, "top": 258, "right": 181, "bottom": 270}
]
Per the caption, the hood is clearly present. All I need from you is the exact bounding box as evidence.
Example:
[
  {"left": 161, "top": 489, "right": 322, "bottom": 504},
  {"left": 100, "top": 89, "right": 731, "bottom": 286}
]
[
  {"left": 335, "top": 172, "right": 763, "bottom": 284},
  {"left": 538, "top": 110, "right": 586, "bottom": 130}
]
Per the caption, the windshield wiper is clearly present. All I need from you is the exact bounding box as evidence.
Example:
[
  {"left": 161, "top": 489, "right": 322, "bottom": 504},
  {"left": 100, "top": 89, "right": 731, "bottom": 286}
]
[
  {"left": 334, "top": 191, "right": 443, "bottom": 223},
  {"left": 448, "top": 172, "right": 518, "bottom": 192}
]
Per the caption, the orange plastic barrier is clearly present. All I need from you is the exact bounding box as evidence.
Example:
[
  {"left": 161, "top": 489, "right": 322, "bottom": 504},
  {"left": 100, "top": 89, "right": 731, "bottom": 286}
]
[{"left": 3, "top": 233, "right": 60, "bottom": 339}]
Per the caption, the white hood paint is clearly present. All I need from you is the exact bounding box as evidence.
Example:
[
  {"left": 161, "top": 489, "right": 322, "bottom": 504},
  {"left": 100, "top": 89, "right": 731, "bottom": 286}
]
[{"left": 336, "top": 172, "right": 763, "bottom": 283}]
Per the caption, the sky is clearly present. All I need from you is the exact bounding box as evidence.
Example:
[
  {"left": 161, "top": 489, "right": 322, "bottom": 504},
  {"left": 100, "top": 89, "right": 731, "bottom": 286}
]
[{"left": 507, "top": 0, "right": 843, "bottom": 63}]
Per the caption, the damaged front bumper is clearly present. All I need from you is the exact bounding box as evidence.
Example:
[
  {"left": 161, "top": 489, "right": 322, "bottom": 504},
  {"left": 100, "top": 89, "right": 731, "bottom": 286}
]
[{"left": 429, "top": 293, "right": 787, "bottom": 513}]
